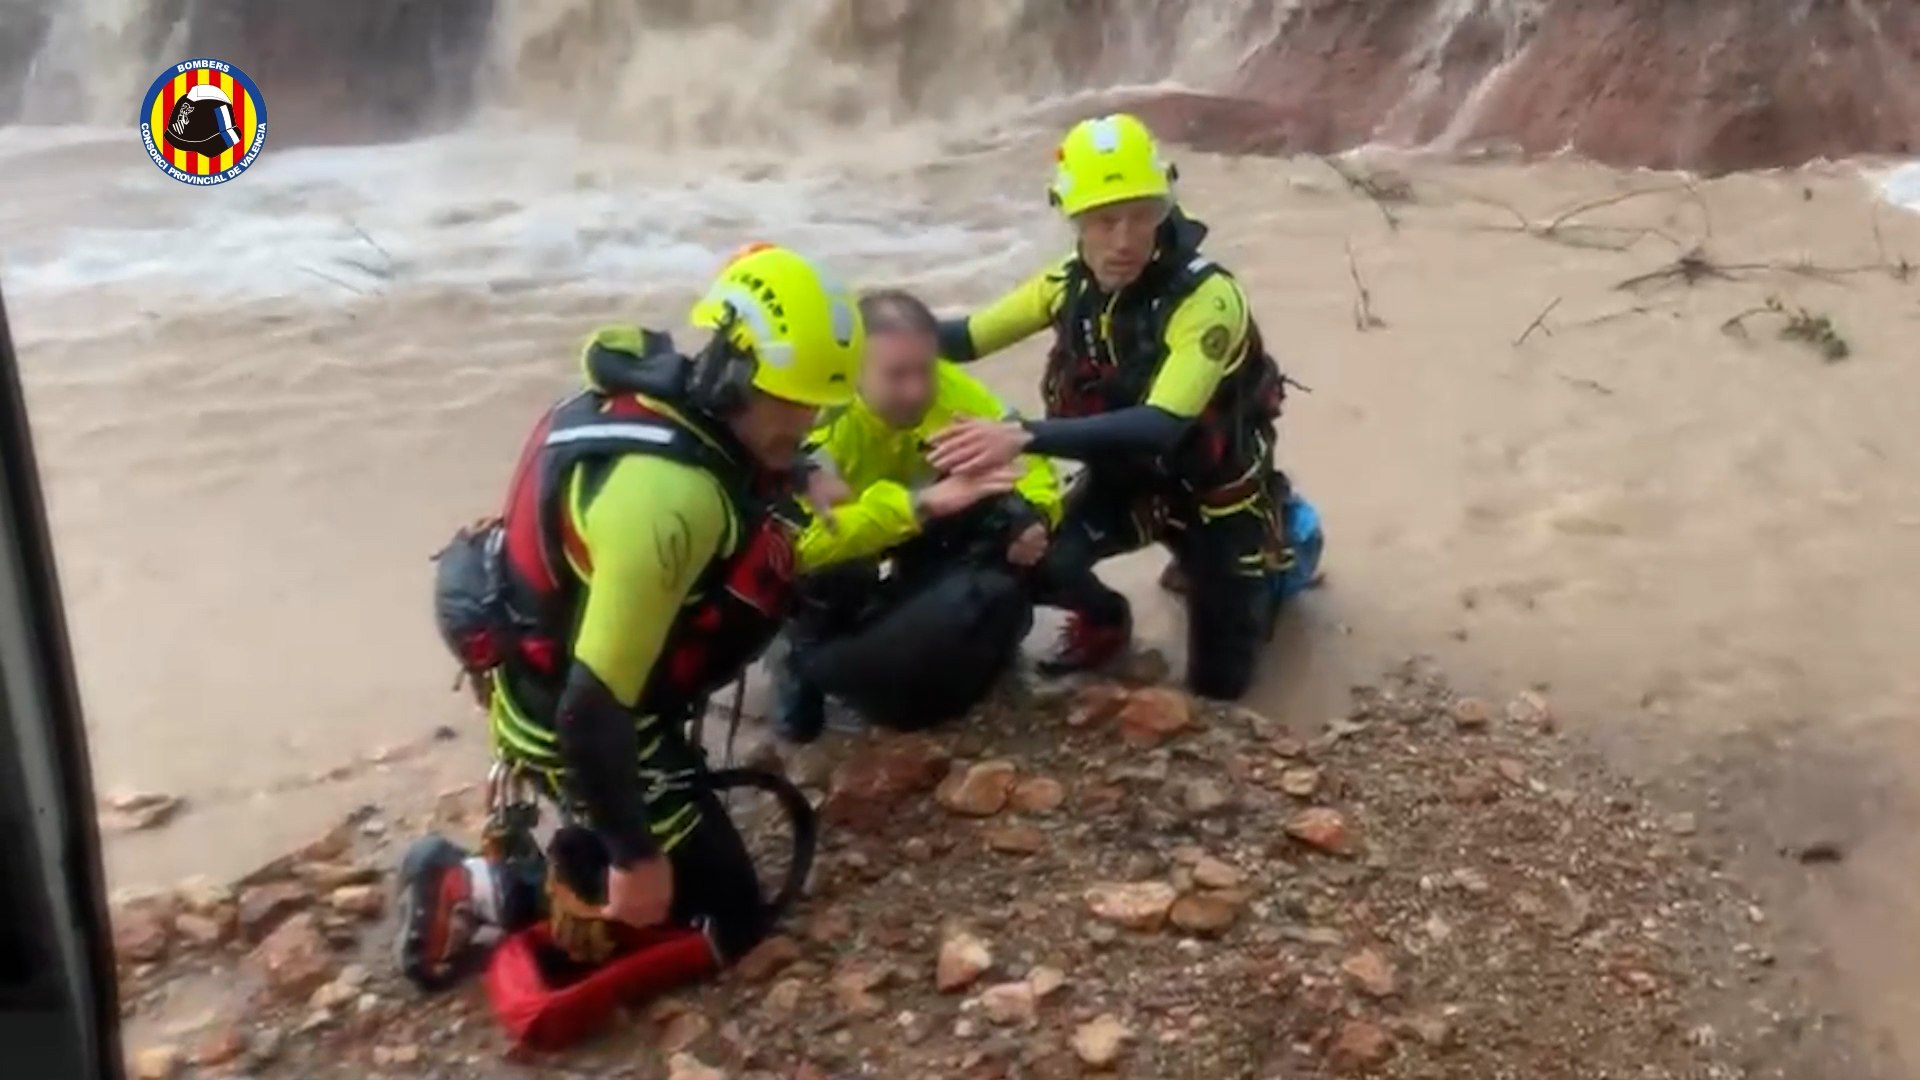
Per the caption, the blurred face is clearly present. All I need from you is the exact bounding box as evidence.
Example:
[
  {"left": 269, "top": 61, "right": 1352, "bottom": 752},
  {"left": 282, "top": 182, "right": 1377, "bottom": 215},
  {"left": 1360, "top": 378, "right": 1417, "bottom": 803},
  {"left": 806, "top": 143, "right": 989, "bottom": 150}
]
[
  {"left": 859, "top": 327, "right": 938, "bottom": 429},
  {"left": 1076, "top": 196, "right": 1169, "bottom": 289},
  {"left": 730, "top": 388, "right": 819, "bottom": 472}
]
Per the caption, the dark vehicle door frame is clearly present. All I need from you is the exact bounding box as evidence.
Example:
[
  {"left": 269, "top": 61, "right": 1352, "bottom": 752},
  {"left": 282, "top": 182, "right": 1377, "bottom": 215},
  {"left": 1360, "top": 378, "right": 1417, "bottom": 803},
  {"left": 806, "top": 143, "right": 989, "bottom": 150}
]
[{"left": 0, "top": 280, "right": 127, "bottom": 1080}]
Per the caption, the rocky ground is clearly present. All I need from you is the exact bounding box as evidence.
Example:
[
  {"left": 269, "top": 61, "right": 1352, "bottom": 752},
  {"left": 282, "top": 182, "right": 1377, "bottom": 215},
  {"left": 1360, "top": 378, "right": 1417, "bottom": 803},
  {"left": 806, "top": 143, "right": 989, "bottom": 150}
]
[{"left": 110, "top": 659, "right": 1862, "bottom": 1080}]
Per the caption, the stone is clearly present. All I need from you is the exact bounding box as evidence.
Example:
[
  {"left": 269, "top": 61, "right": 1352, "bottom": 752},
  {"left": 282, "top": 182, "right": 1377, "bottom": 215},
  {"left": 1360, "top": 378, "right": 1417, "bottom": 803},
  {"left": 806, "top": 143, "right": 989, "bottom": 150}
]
[
  {"left": 1450, "top": 697, "right": 1493, "bottom": 730},
  {"left": 1180, "top": 779, "right": 1232, "bottom": 816},
  {"left": 1067, "top": 683, "right": 1130, "bottom": 728},
  {"left": 1506, "top": 690, "right": 1554, "bottom": 731},
  {"left": 1072, "top": 1014, "right": 1132, "bottom": 1068},
  {"left": 192, "top": 1026, "right": 247, "bottom": 1067},
  {"left": 1270, "top": 732, "right": 1308, "bottom": 758},
  {"left": 297, "top": 861, "right": 381, "bottom": 890},
  {"left": 1408, "top": 1012, "right": 1454, "bottom": 1048},
  {"left": 1117, "top": 688, "right": 1194, "bottom": 748},
  {"left": 328, "top": 884, "right": 385, "bottom": 919},
  {"left": 735, "top": 934, "right": 801, "bottom": 983},
  {"left": 1331, "top": 1020, "right": 1395, "bottom": 1072},
  {"left": 103, "top": 791, "right": 185, "bottom": 832},
  {"left": 1666, "top": 812, "right": 1699, "bottom": 836},
  {"left": 1341, "top": 949, "right": 1398, "bottom": 998},
  {"left": 980, "top": 981, "right": 1038, "bottom": 1026},
  {"left": 173, "top": 876, "right": 234, "bottom": 915},
  {"left": 1192, "top": 857, "right": 1244, "bottom": 890},
  {"left": 986, "top": 825, "right": 1046, "bottom": 855},
  {"left": 113, "top": 898, "right": 173, "bottom": 965},
  {"left": 937, "top": 760, "right": 1019, "bottom": 817},
  {"left": 310, "top": 979, "right": 357, "bottom": 1011},
  {"left": 1170, "top": 893, "right": 1241, "bottom": 935},
  {"left": 658, "top": 1010, "right": 712, "bottom": 1054},
  {"left": 667, "top": 1053, "right": 727, "bottom": 1080},
  {"left": 1278, "top": 767, "right": 1323, "bottom": 798},
  {"left": 1085, "top": 882, "right": 1177, "bottom": 932},
  {"left": 938, "top": 931, "right": 993, "bottom": 992},
  {"left": 134, "top": 1044, "right": 183, "bottom": 1079},
  {"left": 832, "top": 964, "right": 889, "bottom": 1018},
  {"left": 249, "top": 1026, "right": 283, "bottom": 1064},
  {"left": 1009, "top": 777, "right": 1066, "bottom": 814},
  {"left": 172, "top": 912, "right": 229, "bottom": 949},
  {"left": 763, "top": 978, "right": 805, "bottom": 1018},
  {"left": 237, "top": 882, "right": 310, "bottom": 941},
  {"left": 821, "top": 736, "right": 951, "bottom": 832},
  {"left": 1285, "top": 808, "right": 1353, "bottom": 855},
  {"left": 246, "top": 912, "right": 336, "bottom": 1002},
  {"left": 1028, "top": 965, "right": 1067, "bottom": 999}
]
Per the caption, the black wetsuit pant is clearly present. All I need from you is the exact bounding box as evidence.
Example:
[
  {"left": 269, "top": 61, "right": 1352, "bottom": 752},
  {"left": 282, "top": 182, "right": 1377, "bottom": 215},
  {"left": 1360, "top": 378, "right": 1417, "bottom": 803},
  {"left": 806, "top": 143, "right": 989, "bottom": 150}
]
[
  {"left": 787, "top": 504, "right": 1035, "bottom": 730},
  {"left": 494, "top": 684, "right": 771, "bottom": 964},
  {"left": 1035, "top": 464, "right": 1286, "bottom": 701}
]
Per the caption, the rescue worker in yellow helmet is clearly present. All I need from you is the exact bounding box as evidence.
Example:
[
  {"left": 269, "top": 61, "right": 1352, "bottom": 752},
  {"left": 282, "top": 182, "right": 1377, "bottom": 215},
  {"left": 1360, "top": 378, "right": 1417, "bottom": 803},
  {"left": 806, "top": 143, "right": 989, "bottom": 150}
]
[
  {"left": 400, "top": 243, "right": 862, "bottom": 989},
  {"left": 769, "top": 289, "right": 1063, "bottom": 742},
  {"left": 926, "top": 113, "right": 1300, "bottom": 702}
]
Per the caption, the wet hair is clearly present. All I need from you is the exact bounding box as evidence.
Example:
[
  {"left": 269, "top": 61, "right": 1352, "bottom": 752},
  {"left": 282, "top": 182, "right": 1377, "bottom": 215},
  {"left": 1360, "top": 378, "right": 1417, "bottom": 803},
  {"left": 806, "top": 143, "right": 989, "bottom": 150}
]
[{"left": 858, "top": 288, "right": 939, "bottom": 339}]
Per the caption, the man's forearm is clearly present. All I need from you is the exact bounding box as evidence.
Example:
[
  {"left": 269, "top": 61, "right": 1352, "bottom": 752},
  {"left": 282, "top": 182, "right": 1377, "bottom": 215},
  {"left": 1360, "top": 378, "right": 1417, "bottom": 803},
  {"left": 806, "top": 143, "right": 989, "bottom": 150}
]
[
  {"left": 1021, "top": 405, "right": 1188, "bottom": 461},
  {"left": 554, "top": 664, "right": 657, "bottom": 866}
]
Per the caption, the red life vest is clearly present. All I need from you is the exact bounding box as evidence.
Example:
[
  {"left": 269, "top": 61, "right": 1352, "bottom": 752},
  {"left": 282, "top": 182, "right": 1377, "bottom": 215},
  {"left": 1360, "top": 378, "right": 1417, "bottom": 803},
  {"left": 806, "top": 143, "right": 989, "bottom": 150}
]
[{"left": 492, "top": 376, "right": 800, "bottom": 724}]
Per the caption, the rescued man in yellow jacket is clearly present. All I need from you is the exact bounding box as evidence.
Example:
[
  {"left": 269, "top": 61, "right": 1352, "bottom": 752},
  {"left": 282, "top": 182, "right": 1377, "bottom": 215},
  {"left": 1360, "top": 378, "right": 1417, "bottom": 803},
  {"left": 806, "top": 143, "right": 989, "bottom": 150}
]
[{"left": 772, "top": 289, "right": 1063, "bottom": 740}]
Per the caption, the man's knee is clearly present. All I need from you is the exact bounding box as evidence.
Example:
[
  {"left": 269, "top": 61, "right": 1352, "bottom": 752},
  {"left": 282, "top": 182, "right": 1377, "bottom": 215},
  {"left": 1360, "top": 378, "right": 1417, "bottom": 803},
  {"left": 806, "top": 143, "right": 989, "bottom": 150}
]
[{"left": 667, "top": 799, "right": 771, "bottom": 962}]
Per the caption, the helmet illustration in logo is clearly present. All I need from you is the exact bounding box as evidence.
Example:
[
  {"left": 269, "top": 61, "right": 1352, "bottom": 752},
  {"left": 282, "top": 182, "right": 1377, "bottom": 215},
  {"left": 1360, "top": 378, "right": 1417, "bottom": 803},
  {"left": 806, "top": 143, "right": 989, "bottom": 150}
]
[
  {"left": 139, "top": 58, "right": 269, "bottom": 186},
  {"left": 164, "top": 84, "right": 242, "bottom": 156}
]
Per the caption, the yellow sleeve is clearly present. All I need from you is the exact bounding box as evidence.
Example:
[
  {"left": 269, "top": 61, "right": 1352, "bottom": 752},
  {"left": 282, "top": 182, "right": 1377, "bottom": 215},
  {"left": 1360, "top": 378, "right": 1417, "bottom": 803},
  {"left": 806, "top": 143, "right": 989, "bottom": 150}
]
[
  {"left": 961, "top": 257, "right": 1072, "bottom": 358},
  {"left": 933, "top": 364, "right": 1063, "bottom": 527},
  {"left": 795, "top": 479, "right": 921, "bottom": 572},
  {"left": 1144, "top": 273, "right": 1251, "bottom": 419},
  {"left": 566, "top": 455, "right": 730, "bottom": 706}
]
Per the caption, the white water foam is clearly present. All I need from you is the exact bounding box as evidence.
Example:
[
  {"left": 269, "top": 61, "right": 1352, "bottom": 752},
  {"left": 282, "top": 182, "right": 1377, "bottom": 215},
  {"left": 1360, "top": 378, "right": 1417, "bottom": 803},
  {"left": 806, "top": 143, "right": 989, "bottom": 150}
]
[
  {"left": 0, "top": 119, "right": 1025, "bottom": 313},
  {"left": 1879, "top": 161, "right": 1920, "bottom": 214}
]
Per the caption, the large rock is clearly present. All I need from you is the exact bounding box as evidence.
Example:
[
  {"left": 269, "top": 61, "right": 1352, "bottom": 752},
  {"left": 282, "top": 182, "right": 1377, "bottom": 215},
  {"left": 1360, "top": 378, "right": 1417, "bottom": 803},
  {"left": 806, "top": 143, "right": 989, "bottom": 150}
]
[
  {"left": 1117, "top": 689, "right": 1194, "bottom": 748},
  {"left": 1330, "top": 1019, "right": 1396, "bottom": 1072},
  {"left": 112, "top": 894, "right": 175, "bottom": 965},
  {"left": 1072, "top": 1014, "right": 1132, "bottom": 1068},
  {"left": 979, "top": 981, "right": 1037, "bottom": 1026},
  {"left": 1169, "top": 893, "right": 1241, "bottom": 936},
  {"left": 821, "top": 737, "right": 951, "bottom": 832},
  {"left": 937, "top": 931, "right": 993, "bottom": 992},
  {"left": 1009, "top": 776, "right": 1066, "bottom": 814},
  {"left": 237, "top": 882, "right": 310, "bottom": 941},
  {"left": 245, "top": 913, "right": 336, "bottom": 1002},
  {"left": 936, "top": 760, "right": 1018, "bottom": 817},
  {"left": 1341, "top": 948, "right": 1399, "bottom": 998},
  {"left": 1085, "top": 882, "right": 1177, "bottom": 932},
  {"left": 1286, "top": 808, "right": 1354, "bottom": 855}
]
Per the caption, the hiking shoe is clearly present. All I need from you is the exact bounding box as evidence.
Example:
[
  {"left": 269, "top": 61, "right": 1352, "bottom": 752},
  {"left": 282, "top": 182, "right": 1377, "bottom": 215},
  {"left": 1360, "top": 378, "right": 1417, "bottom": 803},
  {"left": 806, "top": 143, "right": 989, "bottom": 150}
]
[
  {"left": 395, "top": 835, "right": 492, "bottom": 991},
  {"left": 1037, "top": 613, "right": 1132, "bottom": 676}
]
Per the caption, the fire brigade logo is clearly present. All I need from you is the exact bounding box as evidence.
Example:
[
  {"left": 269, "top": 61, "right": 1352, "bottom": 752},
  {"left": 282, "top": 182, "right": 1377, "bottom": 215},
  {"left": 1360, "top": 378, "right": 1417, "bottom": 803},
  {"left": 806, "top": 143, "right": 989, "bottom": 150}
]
[{"left": 138, "top": 58, "right": 267, "bottom": 186}]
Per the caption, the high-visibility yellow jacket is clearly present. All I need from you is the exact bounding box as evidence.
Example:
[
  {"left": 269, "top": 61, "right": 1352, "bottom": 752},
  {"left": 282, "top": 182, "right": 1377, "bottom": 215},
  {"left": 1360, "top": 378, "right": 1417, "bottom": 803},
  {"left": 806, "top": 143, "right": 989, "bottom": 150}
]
[{"left": 797, "top": 361, "right": 1062, "bottom": 571}]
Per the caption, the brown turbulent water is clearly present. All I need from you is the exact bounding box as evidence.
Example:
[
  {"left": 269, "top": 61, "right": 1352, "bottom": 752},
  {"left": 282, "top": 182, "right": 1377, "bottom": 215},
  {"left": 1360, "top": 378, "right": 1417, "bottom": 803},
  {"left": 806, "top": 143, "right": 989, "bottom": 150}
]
[{"left": 5, "top": 0, "right": 1920, "bottom": 1067}]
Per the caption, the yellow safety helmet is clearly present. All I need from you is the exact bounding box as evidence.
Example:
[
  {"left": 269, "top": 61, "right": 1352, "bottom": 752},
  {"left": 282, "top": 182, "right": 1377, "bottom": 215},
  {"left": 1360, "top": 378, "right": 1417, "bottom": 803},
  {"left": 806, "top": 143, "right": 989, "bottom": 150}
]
[
  {"left": 687, "top": 243, "right": 863, "bottom": 408},
  {"left": 1048, "top": 113, "right": 1174, "bottom": 217}
]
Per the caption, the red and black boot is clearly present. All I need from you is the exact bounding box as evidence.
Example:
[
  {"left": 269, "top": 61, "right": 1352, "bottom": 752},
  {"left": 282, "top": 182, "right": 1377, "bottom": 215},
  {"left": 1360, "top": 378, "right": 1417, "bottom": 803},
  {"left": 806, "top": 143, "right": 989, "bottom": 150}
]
[{"left": 1038, "top": 612, "right": 1132, "bottom": 676}]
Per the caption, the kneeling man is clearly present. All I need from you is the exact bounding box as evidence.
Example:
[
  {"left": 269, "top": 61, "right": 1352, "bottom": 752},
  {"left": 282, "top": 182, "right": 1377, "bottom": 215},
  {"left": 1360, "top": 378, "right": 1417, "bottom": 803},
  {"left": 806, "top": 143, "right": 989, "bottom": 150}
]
[{"left": 774, "top": 289, "right": 1062, "bottom": 741}]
